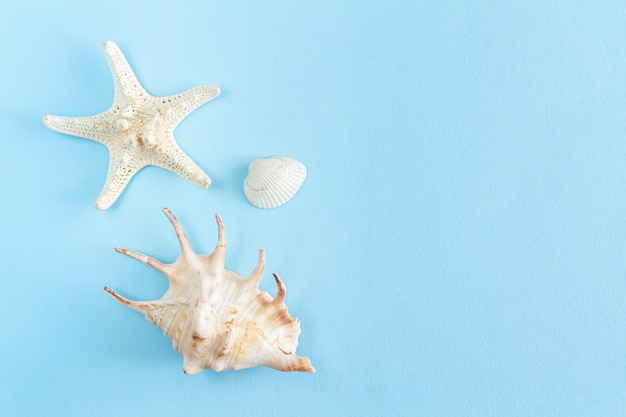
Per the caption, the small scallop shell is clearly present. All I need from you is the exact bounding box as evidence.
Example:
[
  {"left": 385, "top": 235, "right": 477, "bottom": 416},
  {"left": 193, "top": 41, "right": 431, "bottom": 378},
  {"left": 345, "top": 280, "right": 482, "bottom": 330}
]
[{"left": 244, "top": 156, "right": 307, "bottom": 209}]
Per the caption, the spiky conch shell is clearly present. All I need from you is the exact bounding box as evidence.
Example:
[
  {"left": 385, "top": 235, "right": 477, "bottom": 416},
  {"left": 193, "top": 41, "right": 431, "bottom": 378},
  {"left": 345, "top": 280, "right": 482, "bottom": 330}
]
[{"left": 104, "top": 208, "right": 314, "bottom": 374}]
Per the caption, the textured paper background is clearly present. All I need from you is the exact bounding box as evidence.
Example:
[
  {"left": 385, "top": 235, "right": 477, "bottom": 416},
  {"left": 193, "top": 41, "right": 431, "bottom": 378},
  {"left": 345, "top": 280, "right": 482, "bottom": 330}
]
[{"left": 1, "top": 1, "right": 625, "bottom": 416}]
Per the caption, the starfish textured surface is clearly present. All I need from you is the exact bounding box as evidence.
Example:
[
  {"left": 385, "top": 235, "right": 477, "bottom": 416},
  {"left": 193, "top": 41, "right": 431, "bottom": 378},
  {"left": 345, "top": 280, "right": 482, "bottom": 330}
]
[{"left": 43, "top": 41, "right": 220, "bottom": 210}]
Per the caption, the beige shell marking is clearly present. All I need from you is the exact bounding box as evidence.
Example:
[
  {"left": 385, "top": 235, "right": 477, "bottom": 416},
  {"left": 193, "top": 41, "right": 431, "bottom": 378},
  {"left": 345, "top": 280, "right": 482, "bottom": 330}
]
[
  {"left": 104, "top": 208, "right": 314, "bottom": 375},
  {"left": 244, "top": 156, "right": 307, "bottom": 209}
]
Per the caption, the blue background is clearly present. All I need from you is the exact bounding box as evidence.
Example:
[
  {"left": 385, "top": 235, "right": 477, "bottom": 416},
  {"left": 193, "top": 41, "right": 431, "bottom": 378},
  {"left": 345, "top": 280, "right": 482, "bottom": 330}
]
[{"left": 1, "top": 1, "right": 625, "bottom": 416}]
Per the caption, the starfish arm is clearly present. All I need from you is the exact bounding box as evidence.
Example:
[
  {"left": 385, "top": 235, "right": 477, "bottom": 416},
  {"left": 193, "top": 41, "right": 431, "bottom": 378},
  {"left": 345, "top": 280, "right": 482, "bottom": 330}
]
[
  {"left": 160, "top": 84, "right": 220, "bottom": 127},
  {"left": 150, "top": 140, "right": 211, "bottom": 188},
  {"left": 42, "top": 113, "right": 120, "bottom": 145},
  {"left": 103, "top": 41, "right": 149, "bottom": 102},
  {"left": 94, "top": 150, "right": 145, "bottom": 210}
]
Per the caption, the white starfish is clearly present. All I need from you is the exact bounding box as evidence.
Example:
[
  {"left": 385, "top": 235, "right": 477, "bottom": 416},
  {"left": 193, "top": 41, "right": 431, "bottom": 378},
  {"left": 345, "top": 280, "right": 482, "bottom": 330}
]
[{"left": 43, "top": 41, "right": 220, "bottom": 210}]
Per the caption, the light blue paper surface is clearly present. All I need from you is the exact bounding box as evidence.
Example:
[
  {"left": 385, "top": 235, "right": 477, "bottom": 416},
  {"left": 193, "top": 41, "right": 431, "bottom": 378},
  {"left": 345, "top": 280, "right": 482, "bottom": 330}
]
[{"left": 1, "top": 1, "right": 625, "bottom": 416}]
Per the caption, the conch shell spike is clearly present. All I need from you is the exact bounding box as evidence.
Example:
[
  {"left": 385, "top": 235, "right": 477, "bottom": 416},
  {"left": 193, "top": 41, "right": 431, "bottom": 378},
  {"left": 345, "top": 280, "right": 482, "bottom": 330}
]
[
  {"left": 163, "top": 207, "right": 193, "bottom": 256},
  {"left": 214, "top": 213, "right": 226, "bottom": 249},
  {"left": 208, "top": 213, "right": 226, "bottom": 270},
  {"left": 248, "top": 249, "right": 266, "bottom": 288},
  {"left": 104, "top": 286, "right": 152, "bottom": 314},
  {"left": 114, "top": 247, "right": 169, "bottom": 275},
  {"left": 272, "top": 273, "right": 286, "bottom": 305}
]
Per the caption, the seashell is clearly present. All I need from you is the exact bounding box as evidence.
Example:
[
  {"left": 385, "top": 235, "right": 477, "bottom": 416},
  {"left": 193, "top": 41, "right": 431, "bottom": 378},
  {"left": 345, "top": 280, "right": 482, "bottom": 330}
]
[
  {"left": 104, "top": 208, "right": 314, "bottom": 375},
  {"left": 244, "top": 156, "right": 307, "bottom": 209}
]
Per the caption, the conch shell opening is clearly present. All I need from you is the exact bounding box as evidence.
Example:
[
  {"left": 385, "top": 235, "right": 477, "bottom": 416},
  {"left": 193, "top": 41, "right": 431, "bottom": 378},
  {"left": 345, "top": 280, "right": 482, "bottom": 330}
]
[{"left": 104, "top": 208, "right": 314, "bottom": 374}]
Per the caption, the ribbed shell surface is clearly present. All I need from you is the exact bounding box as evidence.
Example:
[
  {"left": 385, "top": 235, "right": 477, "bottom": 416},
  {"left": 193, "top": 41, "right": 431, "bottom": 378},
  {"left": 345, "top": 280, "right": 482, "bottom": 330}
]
[{"left": 244, "top": 156, "right": 307, "bottom": 209}]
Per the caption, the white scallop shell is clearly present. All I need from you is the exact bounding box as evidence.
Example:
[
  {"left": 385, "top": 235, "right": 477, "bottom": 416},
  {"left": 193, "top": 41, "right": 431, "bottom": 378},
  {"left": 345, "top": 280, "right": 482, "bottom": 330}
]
[
  {"left": 244, "top": 156, "right": 307, "bottom": 209},
  {"left": 105, "top": 208, "right": 314, "bottom": 375}
]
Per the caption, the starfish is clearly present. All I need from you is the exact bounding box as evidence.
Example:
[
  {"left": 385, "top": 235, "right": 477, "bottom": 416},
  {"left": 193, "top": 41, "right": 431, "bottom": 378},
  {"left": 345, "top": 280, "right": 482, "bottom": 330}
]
[{"left": 43, "top": 41, "right": 220, "bottom": 210}]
